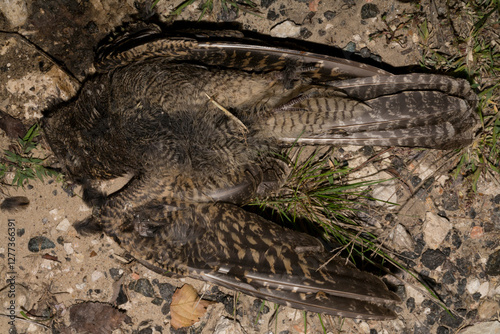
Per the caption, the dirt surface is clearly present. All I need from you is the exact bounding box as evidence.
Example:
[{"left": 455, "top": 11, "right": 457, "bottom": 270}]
[{"left": 0, "top": 1, "right": 499, "bottom": 333}]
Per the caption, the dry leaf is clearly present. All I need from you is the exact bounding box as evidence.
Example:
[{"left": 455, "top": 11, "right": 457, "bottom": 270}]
[{"left": 170, "top": 284, "right": 214, "bottom": 329}]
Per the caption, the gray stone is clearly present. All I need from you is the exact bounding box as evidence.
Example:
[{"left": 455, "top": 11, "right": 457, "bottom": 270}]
[{"left": 28, "top": 236, "right": 55, "bottom": 252}]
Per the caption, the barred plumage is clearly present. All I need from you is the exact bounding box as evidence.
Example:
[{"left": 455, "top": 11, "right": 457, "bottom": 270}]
[{"left": 43, "top": 26, "right": 477, "bottom": 319}]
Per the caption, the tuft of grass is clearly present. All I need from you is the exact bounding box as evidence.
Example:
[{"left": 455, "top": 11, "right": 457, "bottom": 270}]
[
  {"left": 418, "top": 0, "right": 500, "bottom": 191},
  {"left": 0, "top": 124, "right": 60, "bottom": 187},
  {"left": 251, "top": 147, "right": 394, "bottom": 266},
  {"left": 252, "top": 147, "right": 452, "bottom": 315}
]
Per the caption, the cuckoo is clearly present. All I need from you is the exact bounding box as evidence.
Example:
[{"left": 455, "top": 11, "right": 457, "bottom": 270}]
[{"left": 42, "top": 25, "right": 477, "bottom": 319}]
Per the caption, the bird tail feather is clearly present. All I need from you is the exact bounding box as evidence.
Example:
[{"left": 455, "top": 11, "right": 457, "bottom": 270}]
[{"left": 263, "top": 74, "right": 477, "bottom": 149}]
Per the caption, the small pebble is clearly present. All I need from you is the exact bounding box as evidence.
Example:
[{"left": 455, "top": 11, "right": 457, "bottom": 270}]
[
  {"left": 470, "top": 226, "right": 484, "bottom": 239},
  {"left": 360, "top": 3, "right": 379, "bottom": 19},
  {"left": 28, "top": 236, "right": 55, "bottom": 253},
  {"left": 129, "top": 278, "right": 155, "bottom": 298},
  {"left": 56, "top": 218, "right": 71, "bottom": 232},
  {"left": 63, "top": 243, "right": 74, "bottom": 255},
  {"left": 486, "top": 249, "right": 500, "bottom": 275},
  {"left": 421, "top": 249, "right": 446, "bottom": 270},
  {"left": 270, "top": 20, "right": 301, "bottom": 38}
]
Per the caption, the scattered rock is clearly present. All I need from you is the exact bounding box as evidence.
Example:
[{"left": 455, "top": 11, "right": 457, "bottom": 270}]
[
  {"left": 91, "top": 270, "right": 104, "bottom": 282},
  {"left": 299, "top": 27, "right": 312, "bottom": 39},
  {"left": 261, "top": 0, "right": 277, "bottom": 9},
  {"left": 115, "top": 285, "right": 129, "bottom": 306},
  {"left": 486, "top": 249, "right": 500, "bottom": 275},
  {"left": 423, "top": 212, "right": 452, "bottom": 249},
  {"left": 324, "top": 10, "right": 336, "bottom": 20},
  {"left": 213, "top": 317, "right": 245, "bottom": 334},
  {"left": 267, "top": 10, "right": 279, "bottom": 21},
  {"left": 63, "top": 243, "right": 74, "bottom": 255},
  {"left": 28, "top": 236, "right": 55, "bottom": 252},
  {"left": 56, "top": 218, "right": 72, "bottom": 232},
  {"left": 388, "top": 224, "right": 415, "bottom": 251},
  {"left": 156, "top": 282, "right": 176, "bottom": 302},
  {"left": 478, "top": 300, "right": 500, "bottom": 319},
  {"left": 109, "top": 268, "right": 124, "bottom": 281},
  {"left": 466, "top": 278, "right": 481, "bottom": 294},
  {"left": 371, "top": 173, "right": 398, "bottom": 207},
  {"left": 494, "top": 194, "right": 500, "bottom": 204},
  {"left": 360, "top": 3, "right": 379, "bottom": 19},
  {"left": 129, "top": 278, "right": 155, "bottom": 298},
  {"left": 344, "top": 41, "right": 356, "bottom": 52},
  {"left": 421, "top": 249, "right": 446, "bottom": 270},
  {"left": 437, "top": 326, "right": 450, "bottom": 334},
  {"left": 442, "top": 271, "right": 456, "bottom": 285},
  {"left": 0, "top": 0, "right": 28, "bottom": 28},
  {"left": 151, "top": 297, "right": 163, "bottom": 306},
  {"left": 439, "top": 310, "right": 463, "bottom": 328},
  {"left": 359, "top": 47, "right": 371, "bottom": 58},
  {"left": 252, "top": 299, "right": 270, "bottom": 315},
  {"left": 458, "top": 321, "right": 500, "bottom": 334},
  {"left": 442, "top": 192, "right": 459, "bottom": 211},
  {"left": 470, "top": 226, "right": 484, "bottom": 239},
  {"left": 270, "top": 20, "right": 301, "bottom": 38}
]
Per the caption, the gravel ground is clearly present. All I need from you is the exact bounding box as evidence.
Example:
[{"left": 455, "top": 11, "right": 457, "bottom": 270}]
[{"left": 0, "top": 1, "right": 499, "bottom": 333}]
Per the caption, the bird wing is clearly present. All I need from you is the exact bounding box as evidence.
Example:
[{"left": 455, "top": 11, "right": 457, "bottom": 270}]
[
  {"left": 95, "top": 24, "right": 390, "bottom": 79},
  {"left": 106, "top": 200, "right": 400, "bottom": 320},
  {"left": 94, "top": 26, "right": 477, "bottom": 150}
]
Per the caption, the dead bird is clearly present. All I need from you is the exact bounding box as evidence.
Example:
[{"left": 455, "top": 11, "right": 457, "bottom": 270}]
[{"left": 42, "top": 26, "right": 477, "bottom": 319}]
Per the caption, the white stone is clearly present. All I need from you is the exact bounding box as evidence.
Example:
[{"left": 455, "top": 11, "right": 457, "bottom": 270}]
[
  {"left": 372, "top": 180, "right": 397, "bottom": 206},
  {"left": 74, "top": 253, "right": 84, "bottom": 263},
  {"left": 478, "top": 300, "right": 500, "bottom": 320},
  {"left": 63, "top": 243, "right": 74, "bottom": 255},
  {"left": 423, "top": 212, "right": 452, "bottom": 249},
  {"left": 27, "top": 323, "right": 39, "bottom": 333},
  {"left": 358, "top": 321, "right": 370, "bottom": 333},
  {"left": 412, "top": 163, "right": 436, "bottom": 180},
  {"left": 477, "top": 281, "right": 490, "bottom": 298},
  {"left": 494, "top": 284, "right": 500, "bottom": 296},
  {"left": 91, "top": 270, "right": 103, "bottom": 282},
  {"left": 213, "top": 317, "right": 246, "bottom": 334},
  {"left": 75, "top": 283, "right": 86, "bottom": 290},
  {"left": 40, "top": 259, "right": 52, "bottom": 270},
  {"left": 466, "top": 278, "right": 481, "bottom": 294},
  {"left": 270, "top": 20, "right": 301, "bottom": 38},
  {"left": 0, "top": 0, "right": 28, "bottom": 28},
  {"left": 49, "top": 209, "right": 60, "bottom": 220},
  {"left": 56, "top": 218, "right": 71, "bottom": 232},
  {"left": 388, "top": 224, "right": 415, "bottom": 251},
  {"left": 406, "top": 285, "right": 425, "bottom": 304},
  {"left": 458, "top": 321, "right": 500, "bottom": 334}
]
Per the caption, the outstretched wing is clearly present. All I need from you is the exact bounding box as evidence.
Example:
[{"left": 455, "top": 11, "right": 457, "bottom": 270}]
[
  {"left": 104, "top": 200, "right": 400, "bottom": 320},
  {"left": 93, "top": 25, "right": 477, "bottom": 150},
  {"left": 94, "top": 24, "right": 390, "bottom": 79}
]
